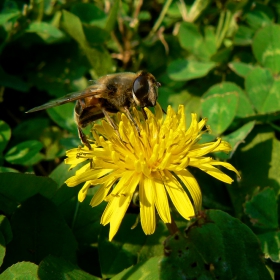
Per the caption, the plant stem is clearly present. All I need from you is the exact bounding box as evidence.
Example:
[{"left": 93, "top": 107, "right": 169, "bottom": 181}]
[
  {"left": 147, "top": 0, "right": 173, "bottom": 39},
  {"left": 71, "top": 200, "right": 80, "bottom": 229}
]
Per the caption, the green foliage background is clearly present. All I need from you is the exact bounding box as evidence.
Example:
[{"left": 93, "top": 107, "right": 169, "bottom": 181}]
[{"left": 0, "top": 0, "right": 279, "bottom": 279}]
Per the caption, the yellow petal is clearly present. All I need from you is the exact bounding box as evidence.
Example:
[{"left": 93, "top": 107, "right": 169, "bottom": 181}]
[
  {"left": 188, "top": 138, "right": 222, "bottom": 157},
  {"left": 164, "top": 170, "right": 195, "bottom": 220},
  {"left": 176, "top": 169, "right": 202, "bottom": 211},
  {"left": 106, "top": 171, "right": 137, "bottom": 199},
  {"left": 212, "top": 140, "right": 232, "bottom": 153},
  {"left": 139, "top": 176, "right": 156, "bottom": 235},
  {"left": 90, "top": 176, "right": 117, "bottom": 207},
  {"left": 65, "top": 169, "right": 112, "bottom": 187},
  {"left": 197, "top": 163, "right": 234, "bottom": 184},
  {"left": 78, "top": 181, "right": 92, "bottom": 202},
  {"left": 109, "top": 195, "right": 132, "bottom": 241},
  {"left": 211, "top": 161, "right": 241, "bottom": 178},
  {"left": 154, "top": 177, "right": 171, "bottom": 223},
  {"left": 102, "top": 172, "right": 140, "bottom": 223},
  {"left": 155, "top": 102, "right": 163, "bottom": 125}
]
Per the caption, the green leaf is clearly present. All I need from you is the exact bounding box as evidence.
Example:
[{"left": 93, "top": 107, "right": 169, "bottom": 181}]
[
  {"left": 0, "top": 1, "right": 20, "bottom": 25},
  {"left": 13, "top": 118, "right": 50, "bottom": 143},
  {"left": 83, "top": 45, "right": 113, "bottom": 76},
  {"left": 0, "top": 120, "right": 11, "bottom": 154},
  {"left": 4, "top": 195, "right": 78, "bottom": 267},
  {"left": 38, "top": 255, "right": 99, "bottom": 280},
  {"left": 245, "top": 187, "right": 278, "bottom": 230},
  {"left": 227, "top": 126, "right": 280, "bottom": 216},
  {"left": 49, "top": 161, "right": 79, "bottom": 188},
  {"left": 262, "top": 80, "right": 280, "bottom": 113},
  {"left": 167, "top": 59, "right": 216, "bottom": 81},
  {"left": 0, "top": 173, "right": 57, "bottom": 215},
  {"left": 72, "top": 191, "right": 105, "bottom": 244},
  {"left": 47, "top": 103, "right": 77, "bottom": 135},
  {"left": 233, "top": 25, "right": 254, "bottom": 46},
  {"left": 105, "top": 0, "right": 120, "bottom": 32},
  {"left": 83, "top": 25, "right": 110, "bottom": 44},
  {"left": 27, "top": 45, "right": 89, "bottom": 98},
  {"left": 178, "top": 22, "right": 216, "bottom": 60},
  {"left": 201, "top": 91, "right": 239, "bottom": 135},
  {"left": 0, "top": 215, "right": 12, "bottom": 266},
  {"left": 61, "top": 10, "right": 113, "bottom": 76},
  {"left": 138, "top": 221, "right": 168, "bottom": 262},
  {"left": 168, "top": 90, "right": 201, "bottom": 127},
  {"left": 245, "top": 67, "right": 280, "bottom": 114},
  {"left": 218, "top": 121, "right": 255, "bottom": 160},
  {"left": 253, "top": 24, "right": 280, "bottom": 73},
  {"left": 49, "top": 163, "right": 105, "bottom": 238},
  {"left": 5, "top": 140, "right": 43, "bottom": 166},
  {"left": 203, "top": 81, "right": 254, "bottom": 119},
  {"left": 157, "top": 87, "right": 173, "bottom": 112},
  {"left": 211, "top": 47, "right": 232, "bottom": 63},
  {"left": 0, "top": 215, "right": 12, "bottom": 245},
  {"left": 111, "top": 256, "right": 161, "bottom": 280},
  {"left": 0, "top": 262, "right": 38, "bottom": 280},
  {"left": 61, "top": 10, "right": 87, "bottom": 46},
  {"left": 245, "top": 3, "right": 274, "bottom": 31},
  {"left": 0, "top": 67, "right": 28, "bottom": 92},
  {"left": 0, "top": 167, "right": 18, "bottom": 173},
  {"left": 0, "top": 232, "right": 5, "bottom": 267},
  {"left": 228, "top": 62, "right": 254, "bottom": 78},
  {"left": 98, "top": 214, "right": 147, "bottom": 278},
  {"left": 71, "top": 3, "right": 107, "bottom": 26},
  {"left": 26, "top": 22, "right": 65, "bottom": 44},
  {"left": 159, "top": 210, "right": 272, "bottom": 279},
  {"left": 258, "top": 231, "right": 280, "bottom": 263}
]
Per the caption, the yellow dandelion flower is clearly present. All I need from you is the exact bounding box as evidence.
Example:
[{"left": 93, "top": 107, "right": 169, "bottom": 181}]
[{"left": 65, "top": 103, "right": 240, "bottom": 241}]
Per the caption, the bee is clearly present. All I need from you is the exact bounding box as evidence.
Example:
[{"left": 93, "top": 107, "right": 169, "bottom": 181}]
[{"left": 26, "top": 71, "right": 161, "bottom": 149}]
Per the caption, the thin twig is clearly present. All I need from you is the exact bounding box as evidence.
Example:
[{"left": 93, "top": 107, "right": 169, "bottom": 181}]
[{"left": 147, "top": 0, "right": 173, "bottom": 39}]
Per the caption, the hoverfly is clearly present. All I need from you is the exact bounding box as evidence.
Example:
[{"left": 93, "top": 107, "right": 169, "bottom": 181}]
[{"left": 26, "top": 71, "right": 161, "bottom": 149}]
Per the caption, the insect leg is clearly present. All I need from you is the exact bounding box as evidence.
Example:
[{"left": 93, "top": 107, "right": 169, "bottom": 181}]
[
  {"left": 124, "top": 107, "right": 140, "bottom": 134},
  {"left": 78, "top": 126, "right": 94, "bottom": 168},
  {"left": 101, "top": 108, "right": 122, "bottom": 139},
  {"left": 78, "top": 126, "right": 92, "bottom": 150}
]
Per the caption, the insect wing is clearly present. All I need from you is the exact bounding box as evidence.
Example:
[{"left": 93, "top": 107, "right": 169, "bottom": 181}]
[{"left": 26, "top": 84, "right": 107, "bottom": 113}]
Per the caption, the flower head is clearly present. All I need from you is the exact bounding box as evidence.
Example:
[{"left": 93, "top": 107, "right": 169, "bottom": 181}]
[{"left": 65, "top": 104, "right": 239, "bottom": 241}]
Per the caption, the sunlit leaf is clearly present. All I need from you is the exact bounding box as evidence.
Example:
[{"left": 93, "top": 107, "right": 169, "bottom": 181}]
[
  {"left": 38, "top": 255, "right": 98, "bottom": 280},
  {"left": 233, "top": 25, "right": 254, "bottom": 46},
  {"left": 0, "top": 262, "right": 38, "bottom": 280},
  {"left": 111, "top": 256, "right": 161, "bottom": 280},
  {"left": 253, "top": 24, "right": 280, "bottom": 73},
  {"left": 0, "top": 120, "right": 11, "bottom": 154},
  {"left": 245, "top": 3, "right": 274, "bottom": 31},
  {"left": 228, "top": 62, "right": 254, "bottom": 78},
  {"left": 217, "top": 121, "right": 255, "bottom": 160},
  {"left": 245, "top": 67, "right": 280, "bottom": 114},
  {"left": 201, "top": 91, "right": 239, "bottom": 135},
  {"left": 167, "top": 59, "right": 216, "bottom": 81},
  {"left": 26, "top": 22, "right": 65, "bottom": 44},
  {"left": 258, "top": 231, "right": 280, "bottom": 263},
  {"left": 5, "top": 140, "right": 43, "bottom": 166}
]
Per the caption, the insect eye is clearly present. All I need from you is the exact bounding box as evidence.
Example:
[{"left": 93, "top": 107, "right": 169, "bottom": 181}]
[{"left": 133, "top": 76, "right": 149, "bottom": 100}]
